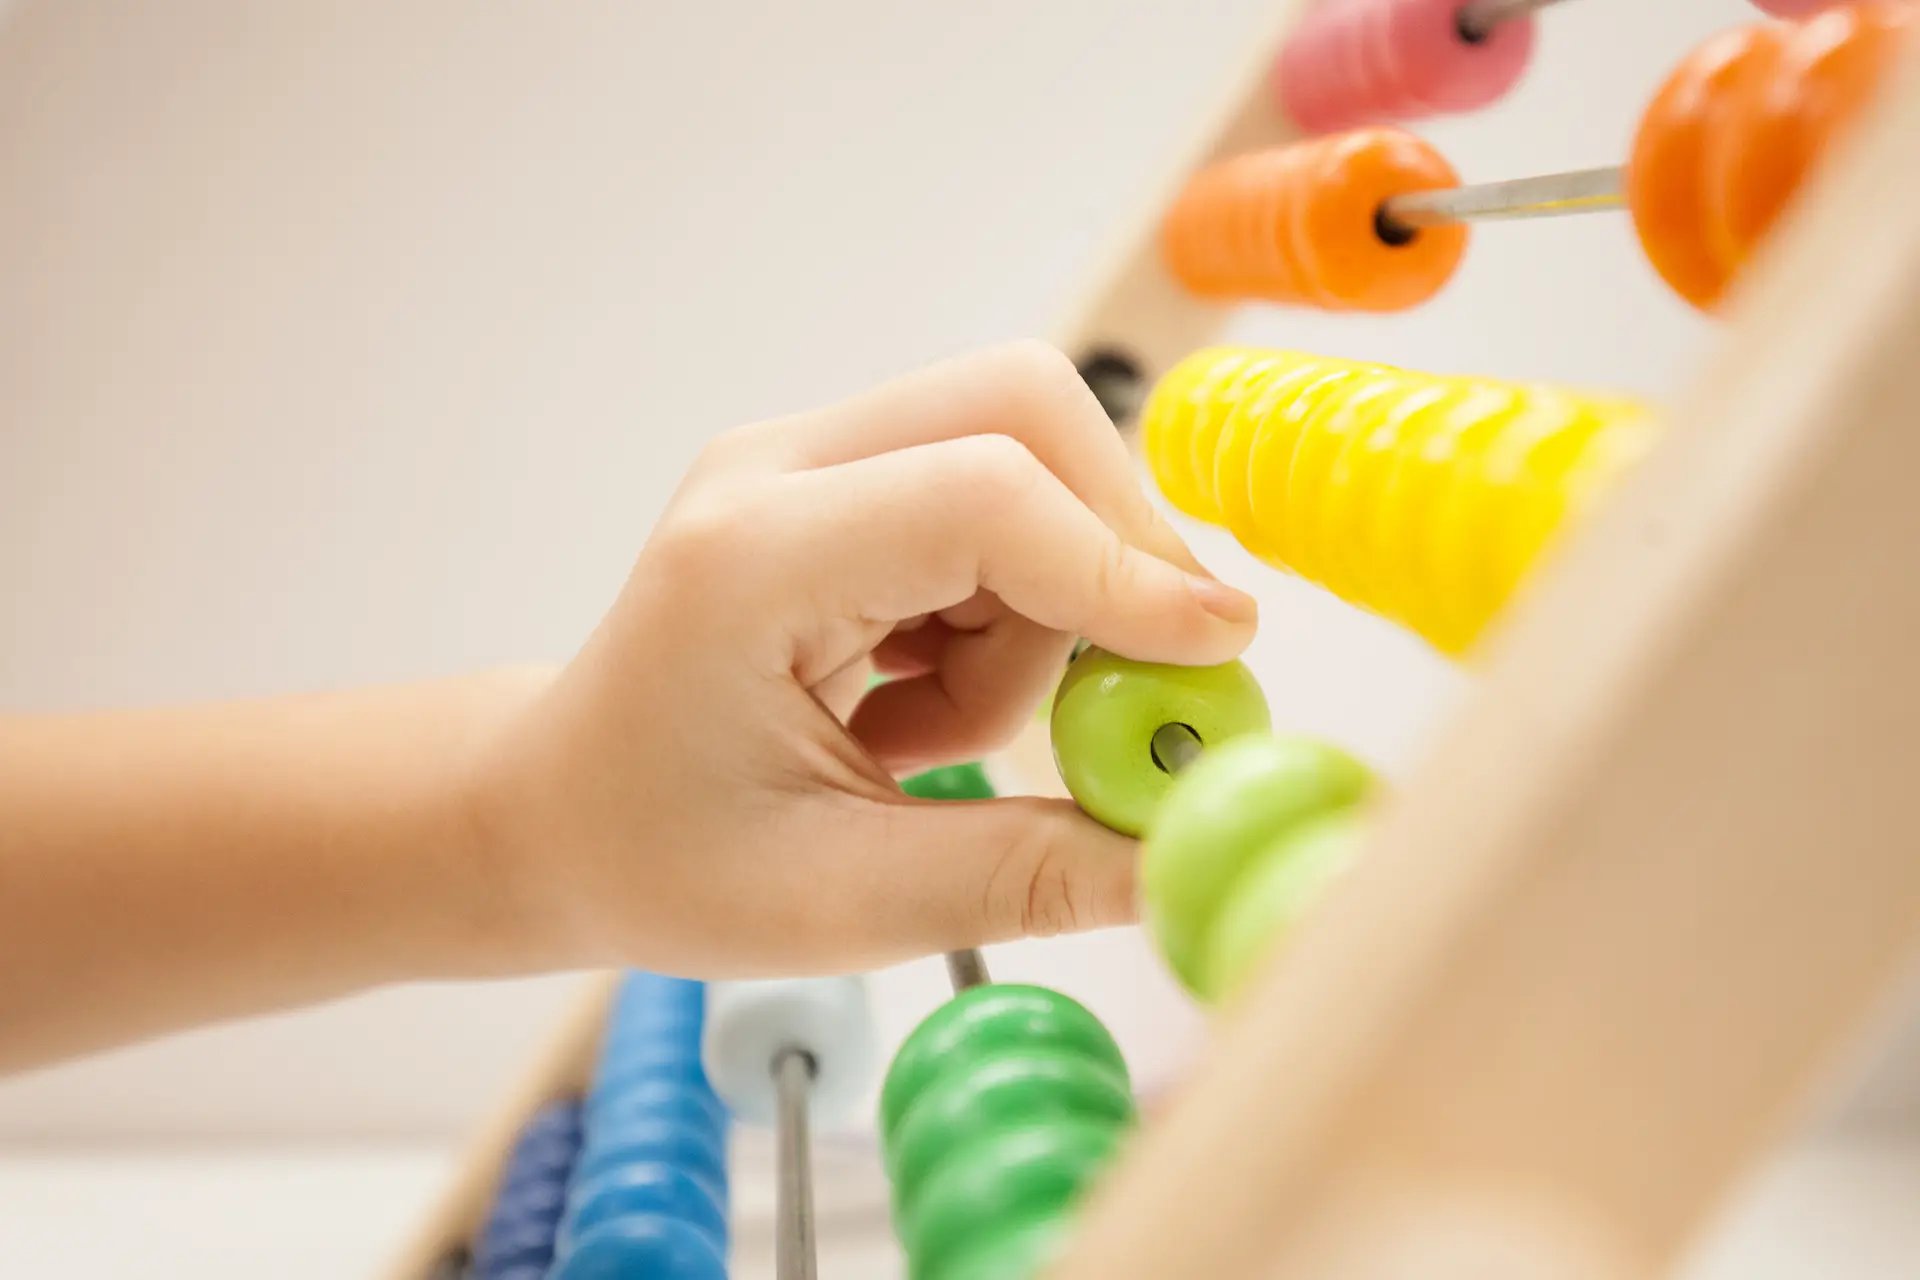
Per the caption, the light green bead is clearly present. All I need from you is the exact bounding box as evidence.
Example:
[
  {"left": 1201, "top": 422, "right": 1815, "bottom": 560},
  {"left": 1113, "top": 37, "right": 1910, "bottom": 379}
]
[
  {"left": 1199, "top": 810, "right": 1363, "bottom": 1000},
  {"left": 1049, "top": 647, "right": 1270, "bottom": 836},
  {"left": 1143, "top": 734, "right": 1372, "bottom": 997}
]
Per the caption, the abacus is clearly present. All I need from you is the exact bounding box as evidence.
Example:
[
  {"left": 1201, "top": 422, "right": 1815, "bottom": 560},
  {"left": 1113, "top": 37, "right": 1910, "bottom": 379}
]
[{"left": 390, "top": 2, "right": 1920, "bottom": 1275}]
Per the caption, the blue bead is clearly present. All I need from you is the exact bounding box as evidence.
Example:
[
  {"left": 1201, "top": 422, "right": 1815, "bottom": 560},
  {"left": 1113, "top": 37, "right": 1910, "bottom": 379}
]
[
  {"left": 572, "top": 1117, "right": 728, "bottom": 1196},
  {"left": 560, "top": 1163, "right": 728, "bottom": 1257},
  {"left": 549, "top": 1217, "right": 728, "bottom": 1280}
]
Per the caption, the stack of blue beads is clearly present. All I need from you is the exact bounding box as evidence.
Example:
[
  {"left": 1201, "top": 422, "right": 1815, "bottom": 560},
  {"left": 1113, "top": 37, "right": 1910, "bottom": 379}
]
[
  {"left": 469, "top": 1099, "right": 583, "bottom": 1280},
  {"left": 547, "top": 973, "right": 732, "bottom": 1280}
]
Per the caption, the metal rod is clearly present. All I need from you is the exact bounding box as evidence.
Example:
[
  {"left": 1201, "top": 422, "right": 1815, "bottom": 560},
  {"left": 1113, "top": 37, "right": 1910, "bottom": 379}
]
[
  {"left": 773, "top": 1047, "right": 818, "bottom": 1280},
  {"left": 1151, "top": 722, "right": 1206, "bottom": 776},
  {"left": 1379, "top": 165, "right": 1625, "bottom": 234},
  {"left": 945, "top": 947, "right": 991, "bottom": 992},
  {"left": 1454, "top": 0, "right": 1577, "bottom": 42}
]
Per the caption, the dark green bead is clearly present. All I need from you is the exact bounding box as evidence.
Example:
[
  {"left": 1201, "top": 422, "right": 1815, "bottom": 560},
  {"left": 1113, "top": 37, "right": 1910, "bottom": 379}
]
[
  {"left": 887, "top": 1045, "right": 1133, "bottom": 1211},
  {"left": 901, "top": 762, "right": 996, "bottom": 802},
  {"left": 903, "top": 1119, "right": 1123, "bottom": 1280},
  {"left": 879, "top": 985, "right": 1126, "bottom": 1141}
]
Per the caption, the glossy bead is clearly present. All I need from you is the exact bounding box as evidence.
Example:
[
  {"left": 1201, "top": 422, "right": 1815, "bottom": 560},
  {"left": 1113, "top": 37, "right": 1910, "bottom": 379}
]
[
  {"left": 1141, "top": 348, "right": 1657, "bottom": 656},
  {"left": 880, "top": 984, "right": 1133, "bottom": 1280},
  {"left": 1049, "top": 647, "right": 1271, "bottom": 836},
  {"left": 548, "top": 1217, "right": 728, "bottom": 1280},
  {"left": 881, "top": 985, "right": 1127, "bottom": 1138},
  {"left": 905, "top": 1119, "right": 1124, "bottom": 1280},
  {"left": 1630, "top": 4, "right": 1915, "bottom": 311},
  {"left": 1275, "top": 0, "right": 1536, "bottom": 133},
  {"left": 1161, "top": 128, "right": 1467, "bottom": 312},
  {"left": 1144, "top": 734, "right": 1373, "bottom": 998},
  {"left": 887, "top": 1045, "right": 1132, "bottom": 1212},
  {"left": 558, "top": 1164, "right": 728, "bottom": 1259},
  {"left": 472, "top": 1100, "right": 582, "bottom": 1279},
  {"left": 571, "top": 1119, "right": 727, "bottom": 1194},
  {"left": 556, "top": 971, "right": 731, "bottom": 1275},
  {"left": 1200, "top": 810, "right": 1366, "bottom": 999},
  {"left": 901, "top": 761, "right": 996, "bottom": 801}
]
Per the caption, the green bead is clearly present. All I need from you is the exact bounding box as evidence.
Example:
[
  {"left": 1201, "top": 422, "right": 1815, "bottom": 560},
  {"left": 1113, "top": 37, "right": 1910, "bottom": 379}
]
[
  {"left": 930, "top": 1217, "right": 1069, "bottom": 1280},
  {"left": 879, "top": 985, "right": 1125, "bottom": 1140},
  {"left": 902, "top": 1119, "right": 1123, "bottom": 1280},
  {"left": 1143, "top": 734, "right": 1372, "bottom": 998},
  {"left": 887, "top": 1046, "right": 1133, "bottom": 1212},
  {"left": 901, "top": 761, "right": 996, "bottom": 802},
  {"left": 1049, "top": 647, "right": 1270, "bottom": 836},
  {"left": 1200, "top": 810, "right": 1362, "bottom": 1000}
]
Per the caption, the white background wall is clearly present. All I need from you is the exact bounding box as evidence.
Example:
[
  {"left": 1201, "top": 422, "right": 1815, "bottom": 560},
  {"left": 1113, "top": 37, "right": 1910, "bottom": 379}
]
[{"left": 3, "top": 0, "right": 1919, "bottom": 1274}]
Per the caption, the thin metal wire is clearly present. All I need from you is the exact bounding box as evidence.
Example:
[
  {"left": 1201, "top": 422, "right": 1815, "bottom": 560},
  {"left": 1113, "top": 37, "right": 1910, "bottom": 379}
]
[
  {"left": 945, "top": 947, "right": 991, "bottom": 992},
  {"left": 1379, "top": 165, "right": 1625, "bottom": 234},
  {"left": 773, "top": 1047, "right": 819, "bottom": 1280},
  {"left": 1454, "top": 0, "right": 1578, "bottom": 42}
]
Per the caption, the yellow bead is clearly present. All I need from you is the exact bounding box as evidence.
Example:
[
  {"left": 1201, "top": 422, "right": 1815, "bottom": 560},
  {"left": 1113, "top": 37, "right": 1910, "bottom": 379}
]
[{"left": 1139, "top": 349, "right": 1656, "bottom": 657}]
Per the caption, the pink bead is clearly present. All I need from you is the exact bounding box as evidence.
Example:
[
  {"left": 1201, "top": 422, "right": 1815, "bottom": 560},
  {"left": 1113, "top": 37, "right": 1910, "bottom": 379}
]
[
  {"left": 1274, "top": 0, "right": 1535, "bottom": 134},
  {"left": 1747, "top": 0, "right": 1843, "bottom": 14}
]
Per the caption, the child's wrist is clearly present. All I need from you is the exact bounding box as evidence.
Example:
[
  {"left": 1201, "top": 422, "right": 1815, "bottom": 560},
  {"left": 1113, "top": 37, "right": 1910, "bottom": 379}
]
[{"left": 439, "top": 664, "right": 587, "bottom": 977}]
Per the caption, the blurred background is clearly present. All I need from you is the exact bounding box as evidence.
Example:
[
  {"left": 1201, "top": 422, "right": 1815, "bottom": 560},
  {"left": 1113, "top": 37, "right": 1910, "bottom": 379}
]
[{"left": 3, "top": 0, "right": 1919, "bottom": 1275}]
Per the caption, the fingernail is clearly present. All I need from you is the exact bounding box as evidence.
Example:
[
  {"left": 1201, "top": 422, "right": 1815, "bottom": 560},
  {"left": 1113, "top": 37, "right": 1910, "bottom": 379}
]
[{"left": 1186, "top": 574, "right": 1258, "bottom": 624}]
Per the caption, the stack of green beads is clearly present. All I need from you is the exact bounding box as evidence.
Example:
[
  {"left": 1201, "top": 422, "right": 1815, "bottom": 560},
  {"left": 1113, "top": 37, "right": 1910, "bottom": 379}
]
[{"left": 878, "top": 984, "right": 1135, "bottom": 1280}]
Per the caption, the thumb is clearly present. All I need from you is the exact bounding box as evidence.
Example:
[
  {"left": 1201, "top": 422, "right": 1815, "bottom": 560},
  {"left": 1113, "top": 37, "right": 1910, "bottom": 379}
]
[{"left": 846, "top": 794, "right": 1140, "bottom": 957}]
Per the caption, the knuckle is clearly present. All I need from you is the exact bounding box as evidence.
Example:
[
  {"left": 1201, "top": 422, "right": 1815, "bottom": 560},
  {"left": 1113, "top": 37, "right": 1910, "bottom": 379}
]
[
  {"left": 995, "top": 339, "right": 1099, "bottom": 421},
  {"left": 1090, "top": 535, "right": 1133, "bottom": 605},
  {"left": 986, "top": 809, "right": 1085, "bottom": 940},
  {"left": 952, "top": 433, "right": 1046, "bottom": 505},
  {"left": 649, "top": 494, "right": 752, "bottom": 576}
]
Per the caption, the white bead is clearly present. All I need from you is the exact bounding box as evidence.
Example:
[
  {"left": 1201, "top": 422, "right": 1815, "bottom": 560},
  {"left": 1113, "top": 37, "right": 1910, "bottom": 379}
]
[{"left": 701, "top": 977, "right": 876, "bottom": 1129}]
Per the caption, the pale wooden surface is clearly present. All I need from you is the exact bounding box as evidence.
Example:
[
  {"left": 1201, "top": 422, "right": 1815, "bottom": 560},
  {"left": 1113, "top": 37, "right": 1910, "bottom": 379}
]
[{"left": 1050, "top": 46, "right": 1920, "bottom": 1280}]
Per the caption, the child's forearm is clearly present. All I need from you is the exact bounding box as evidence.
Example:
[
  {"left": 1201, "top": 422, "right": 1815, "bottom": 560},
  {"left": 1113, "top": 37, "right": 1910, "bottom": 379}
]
[{"left": 0, "top": 668, "right": 555, "bottom": 1071}]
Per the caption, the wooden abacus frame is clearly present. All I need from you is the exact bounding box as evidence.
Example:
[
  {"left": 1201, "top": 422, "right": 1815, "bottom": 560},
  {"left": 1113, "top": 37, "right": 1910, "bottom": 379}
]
[{"left": 387, "top": 5, "right": 1920, "bottom": 1276}]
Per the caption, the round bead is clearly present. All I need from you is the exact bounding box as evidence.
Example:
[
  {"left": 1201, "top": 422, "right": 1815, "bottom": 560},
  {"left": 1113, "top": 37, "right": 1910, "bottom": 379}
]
[
  {"left": 1200, "top": 810, "right": 1365, "bottom": 1000},
  {"left": 1143, "top": 734, "right": 1372, "bottom": 996},
  {"left": 886, "top": 1045, "right": 1132, "bottom": 1213},
  {"left": 571, "top": 1118, "right": 728, "bottom": 1194},
  {"left": 702, "top": 977, "right": 877, "bottom": 1129},
  {"left": 1049, "top": 647, "right": 1271, "bottom": 836},
  {"left": 558, "top": 1164, "right": 728, "bottom": 1258},
  {"left": 879, "top": 984, "right": 1127, "bottom": 1140},
  {"left": 548, "top": 1217, "right": 727, "bottom": 1280},
  {"left": 933, "top": 1218, "right": 1070, "bottom": 1280},
  {"left": 903, "top": 1119, "right": 1124, "bottom": 1280}
]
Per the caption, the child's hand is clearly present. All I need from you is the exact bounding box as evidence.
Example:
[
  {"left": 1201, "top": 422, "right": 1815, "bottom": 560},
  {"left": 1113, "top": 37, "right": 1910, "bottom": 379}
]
[{"left": 479, "top": 343, "right": 1258, "bottom": 976}]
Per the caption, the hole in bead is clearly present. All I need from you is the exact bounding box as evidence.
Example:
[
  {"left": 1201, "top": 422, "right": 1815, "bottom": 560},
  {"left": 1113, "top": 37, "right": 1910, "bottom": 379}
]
[
  {"left": 1454, "top": 5, "right": 1492, "bottom": 44},
  {"left": 1077, "top": 348, "right": 1148, "bottom": 427},
  {"left": 1373, "top": 204, "right": 1420, "bottom": 248},
  {"left": 1150, "top": 722, "right": 1205, "bottom": 775}
]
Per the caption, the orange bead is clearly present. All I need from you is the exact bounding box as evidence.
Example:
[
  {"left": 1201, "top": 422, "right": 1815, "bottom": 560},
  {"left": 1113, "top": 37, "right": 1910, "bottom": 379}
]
[
  {"left": 1631, "top": 3, "right": 1916, "bottom": 312},
  {"left": 1161, "top": 128, "right": 1467, "bottom": 312}
]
